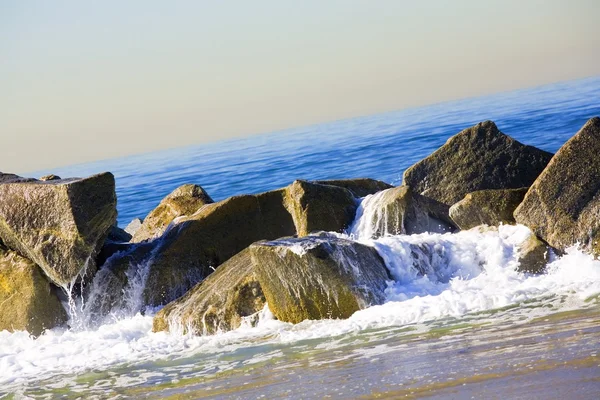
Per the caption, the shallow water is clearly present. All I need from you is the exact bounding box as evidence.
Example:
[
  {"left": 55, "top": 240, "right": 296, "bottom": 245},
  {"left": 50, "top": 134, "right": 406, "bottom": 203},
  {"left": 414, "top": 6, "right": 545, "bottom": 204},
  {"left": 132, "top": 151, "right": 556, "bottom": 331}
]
[{"left": 3, "top": 77, "right": 600, "bottom": 398}]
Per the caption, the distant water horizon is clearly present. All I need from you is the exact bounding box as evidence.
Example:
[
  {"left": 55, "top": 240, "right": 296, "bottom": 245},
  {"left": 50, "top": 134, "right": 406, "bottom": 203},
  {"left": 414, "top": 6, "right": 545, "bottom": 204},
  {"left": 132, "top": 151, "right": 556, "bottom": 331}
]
[{"left": 31, "top": 75, "right": 600, "bottom": 226}]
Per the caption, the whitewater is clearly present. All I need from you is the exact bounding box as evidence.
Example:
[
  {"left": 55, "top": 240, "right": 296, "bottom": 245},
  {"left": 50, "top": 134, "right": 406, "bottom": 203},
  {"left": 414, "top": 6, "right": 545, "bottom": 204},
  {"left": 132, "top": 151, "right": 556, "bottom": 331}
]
[{"left": 4, "top": 77, "right": 600, "bottom": 397}]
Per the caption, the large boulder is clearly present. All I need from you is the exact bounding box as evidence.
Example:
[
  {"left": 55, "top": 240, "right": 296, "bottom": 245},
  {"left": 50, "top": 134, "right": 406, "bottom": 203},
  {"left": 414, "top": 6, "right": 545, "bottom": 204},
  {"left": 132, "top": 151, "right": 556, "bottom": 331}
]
[
  {"left": 449, "top": 188, "right": 528, "bottom": 230},
  {"left": 131, "top": 184, "right": 213, "bottom": 243},
  {"left": 0, "top": 245, "right": 67, "bottom": 335},
  {"left": 0, "top": 173, "right": 117, "bottom": 287},
  {"left": 313, "top": 178, "right": 393, "bottom": 198},
  {"left": 284, "top": 180, "right": 357, "bottom": 236},
  {"left": 153, "top": 248, "right": 266, "bottom": 334},
  {"left": 514, "top": 117, "right": 600, "bottom": 255},
  {"left": 403, "top": 121, "right": 553, "bottom": 205},
  {"left": 251, "top": 235, "right": 390, "bottom": 324},
  {"left": 148, "top": 189, "right": 296, "bottom": 289},
  {"left": 350, "top": 186, "right": 455, "bottom": 239}
]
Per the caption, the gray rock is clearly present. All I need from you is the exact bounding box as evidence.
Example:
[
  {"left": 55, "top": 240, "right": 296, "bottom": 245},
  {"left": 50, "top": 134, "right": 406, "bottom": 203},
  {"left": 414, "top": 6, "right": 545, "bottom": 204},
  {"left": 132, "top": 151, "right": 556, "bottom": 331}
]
[
  {"left": 403, "top": 121, "right": 553, "bottom": 205},
  {"left": 124, "top": 218, "right": 143, "bottom": 236},
  {"left": 0, "top": 172, "right": 117, "bottom": 286},
  {"left": 514, "top": 117, "right": 600, "bottom": 255},
  {"left": 449, "top": 188, "right": 528, "bottom": 230}
]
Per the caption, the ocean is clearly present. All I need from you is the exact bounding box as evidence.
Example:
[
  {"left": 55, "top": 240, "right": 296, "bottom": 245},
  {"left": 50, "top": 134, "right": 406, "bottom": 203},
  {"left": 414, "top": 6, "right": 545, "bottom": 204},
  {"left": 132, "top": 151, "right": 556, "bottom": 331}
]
[{"left": 3, "top": 76, "right": 600, "bottom": 398}]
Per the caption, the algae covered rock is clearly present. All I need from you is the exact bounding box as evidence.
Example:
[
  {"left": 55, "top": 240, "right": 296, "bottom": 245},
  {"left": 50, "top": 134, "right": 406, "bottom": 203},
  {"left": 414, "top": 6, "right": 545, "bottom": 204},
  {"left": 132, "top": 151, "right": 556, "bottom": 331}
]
[
  {"left": 517, "top": 234, "right": 551, "bottom": 274},
  {"left": 153, "top": 248, "right": 266, "bottom": 334},
  {"left": 251, "top": 235, "right": 390, "bottom": 323},
  {"left": 0, "top": 245, "right": 67, "bottom": 335},
  {"left": 350, "top": 186, "right": 455, "bottom": 239},
  {"left": 449, "top": 188, "right": 528, "bottom": 230},
  {"left": 284, "top": 180, "right": 357, "bottom": 236},
  {"left": 0, "top": 172, "right": 117, "bottom": 286},
  {"left": 132, "top": 184, "right": 213, "bottom": 243},
  {"left": 403, "top": 121, "right": 553, "bottom": 205},
  {"left": 514, "top": 117, "right": 600, "bottom": 255},
  {"left": 149, "top": 189, "right": 296, "bottom": 286},
  {"left": 313, "top": 178, "right": 393, "bottom": 198}
]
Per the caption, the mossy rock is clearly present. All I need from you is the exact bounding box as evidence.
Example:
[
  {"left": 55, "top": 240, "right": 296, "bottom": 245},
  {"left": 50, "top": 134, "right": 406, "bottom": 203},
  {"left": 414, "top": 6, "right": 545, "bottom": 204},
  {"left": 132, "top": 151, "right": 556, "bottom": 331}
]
[
  {"left": 0, "top": 245, "right": 67, "bottom": 335},
  {"left": 284, "top": 180, "right": 357, "bottom": 237},
  {"left": 250, "top": 235, "right": 390, "bottom": 324},
  {"left": 352, "top": 186, "right": 455, "bottom": 239},
  {"left": 152, "top": 248, "right": 265, "bottom": 334},
  {"left": 403, "top": 121, "right": 553, "bottom": 206},
  {"left": 313, "top": 178, "right": 393, "bottom": 198},
  {"left": 449, "top": 187, "right": 528, "bottom": 230},
  {"left": 515, "top": 117, "right": 600, "bottom": 256},
  {"left": 0, "top": 172, "right": 117, "bottom": 286},
  {"left": 132, "top": 184, "right": 213, "bottom": 242}
]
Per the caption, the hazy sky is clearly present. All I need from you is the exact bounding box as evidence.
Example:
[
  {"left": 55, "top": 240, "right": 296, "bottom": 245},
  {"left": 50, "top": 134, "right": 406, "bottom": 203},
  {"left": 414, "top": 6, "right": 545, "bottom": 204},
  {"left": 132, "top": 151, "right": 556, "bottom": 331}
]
[{"left": 2, "top": 0, "right": 599, "bottom": 173}]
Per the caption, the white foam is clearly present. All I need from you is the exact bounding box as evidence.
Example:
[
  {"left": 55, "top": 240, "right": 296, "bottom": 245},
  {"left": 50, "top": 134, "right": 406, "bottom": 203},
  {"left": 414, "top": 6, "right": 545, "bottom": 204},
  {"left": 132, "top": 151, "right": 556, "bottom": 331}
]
[{"left": 1, "top": 225, "right": 600, "bottom": 389}]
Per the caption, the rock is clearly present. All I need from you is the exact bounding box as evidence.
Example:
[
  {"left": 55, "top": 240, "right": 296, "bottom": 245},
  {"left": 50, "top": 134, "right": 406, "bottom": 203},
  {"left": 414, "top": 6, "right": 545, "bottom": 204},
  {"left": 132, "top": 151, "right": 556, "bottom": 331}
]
[
  {"left": 132, "top": 184, "right": 214, "bottom": 243},
  {"left": 147, "top": 189, "right": 296, "bottom": 294},
  {"left": 251, "top": 235, "right": 390, "bottom": 323},
  {"left": 124, "top": 218, "right": 143, "bottom": 236},
  {"left": 284, "top": 180, "right": 357, "bottom": 236},
  {"left": 153, "top": 248, "right": 266, "bottom": 334},
  {"left": 403, "top": 121, "right": 553, "bottom": 205},
  {"left": 449, "top": 188, "right": 528, "bottom": 230},
  {"left": 0, "top": 173, "right": 35, "bottom": 183},
  {"left": 0, "top": 245, "right": 67, "bottom": 335},
  {"left": 350, "top": 186, "right": 455, "bottom": 239},
  {"left": 107, "top": 226, "right": 132, "bottom": 243},
  {"left": 40, "top": 174, "right": 61, "bottom": 181},
  {"left": 514, "top": 117, "right": 600, "bottom": 254},
  {"left": 517, "top": 235, "right": 551, "bottom": 274},
  {"left": 0, "top": 172, "right": 117, "bottom": 287},
  {"left": 313, "top": 178, "right": 393, "bottom": 197}
]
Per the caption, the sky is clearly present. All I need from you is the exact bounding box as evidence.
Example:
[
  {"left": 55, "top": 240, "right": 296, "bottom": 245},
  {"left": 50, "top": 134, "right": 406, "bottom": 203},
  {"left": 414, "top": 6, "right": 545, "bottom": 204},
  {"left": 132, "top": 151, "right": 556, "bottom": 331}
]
[{"left": 2, "top": 0, "right": 599, "bottom": 174}]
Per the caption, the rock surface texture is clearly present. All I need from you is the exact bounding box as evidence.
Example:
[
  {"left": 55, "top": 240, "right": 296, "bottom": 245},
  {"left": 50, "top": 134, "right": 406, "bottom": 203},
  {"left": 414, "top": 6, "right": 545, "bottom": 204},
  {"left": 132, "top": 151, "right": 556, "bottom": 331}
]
[
  {"left": 449, "top": 188, "right": 528, "bottom": 230},
  {"left": 132, "top": 184, "right": 213, "bottom": 243},
  {"left": 313, "top": 178, "right": 393, "bottom": 198},
  {"left": 403, "top": 121, "right": 553, "bottom": 205},
  {"left": 0, "top": 173, "right": 117, "bottom": 286},
  {"left": 0, "top": 245, "right": 67, "bottom": 335},
  {"left": 514, "top": 117, "right": 600, "bottom": 255}
]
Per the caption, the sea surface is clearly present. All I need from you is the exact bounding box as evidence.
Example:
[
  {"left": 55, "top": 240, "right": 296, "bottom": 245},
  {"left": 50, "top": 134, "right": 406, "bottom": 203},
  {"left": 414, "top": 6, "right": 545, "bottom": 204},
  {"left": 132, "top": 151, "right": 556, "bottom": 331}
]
[{"left": 3, "top": 76, "right": 600, "bottom": 399}]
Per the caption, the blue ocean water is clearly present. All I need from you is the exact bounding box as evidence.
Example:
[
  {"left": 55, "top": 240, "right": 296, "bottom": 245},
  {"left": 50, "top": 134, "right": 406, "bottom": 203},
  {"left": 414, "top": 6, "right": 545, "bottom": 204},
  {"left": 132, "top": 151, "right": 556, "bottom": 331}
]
[{"left": 37, "top": 76, "right": 600, "bottom": 226}]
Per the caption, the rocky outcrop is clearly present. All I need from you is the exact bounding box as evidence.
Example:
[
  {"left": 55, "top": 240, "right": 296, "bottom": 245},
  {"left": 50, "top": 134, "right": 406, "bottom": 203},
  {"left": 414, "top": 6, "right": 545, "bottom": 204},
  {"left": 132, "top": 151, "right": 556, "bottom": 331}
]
[
  {"left": 152, "top": 248, "right": 265, "bottom": 334},
  {"left": 313, "top": 178, "right": 393, "bottom": 198},
  {"left": 148, "top": 189, "right": 296, "bottom": 290},
  {"left": 132, "top": 184, "right": 213, "bottom": 243},
  {"left": 0, "top": 245, "right": 67, "bottom": 335},
  {"left": 403, "top": 121, "right": 553, "bottom": 205},
  {"left": 284, "top": 180, "right": 357, "bottom": 236},
  {"left": 449, "top": 188, "right": 528, "bottom": 230},
  {"left": 251, "top": 235, "right": 390, "bottom": 323},
  {"left": 350, "top": 186, "right": 455, "bottom": 239},
  {"left": 514, "top": 117, "right": 600, "bottom": 255},
  {"left": 0, "top": 173, "right": 117, "bottom": 287}
]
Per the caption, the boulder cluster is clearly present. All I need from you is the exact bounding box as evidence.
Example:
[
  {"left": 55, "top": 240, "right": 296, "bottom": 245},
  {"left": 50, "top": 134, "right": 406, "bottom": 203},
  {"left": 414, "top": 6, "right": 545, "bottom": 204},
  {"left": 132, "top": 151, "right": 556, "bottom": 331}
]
[{"left": 1, "top": 117, "right": 599, "bottom": 336}]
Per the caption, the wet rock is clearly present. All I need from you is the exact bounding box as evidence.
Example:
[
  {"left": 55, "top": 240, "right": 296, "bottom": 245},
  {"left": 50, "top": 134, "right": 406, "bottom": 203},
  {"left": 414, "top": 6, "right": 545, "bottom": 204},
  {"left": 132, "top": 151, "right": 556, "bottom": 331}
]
[
  {"left": 132, "top": 184, "right": 213, "bottom": 243},
  {"left": 148, "top": 189, "right": 296, "bottom": 290},
  {"left": 514, "top": 117, "right": 600, "bottom": 255},
  {"left": 517, "top": 235, "right": 551, "bottom": 274},
  {"left": 251, "top": 235, "right": 390, "bottom": 324},
  {"left": 284, "top": 180, "right": 357, "bottom": 236},
  {"left": 107, "top": 226, "right": 132, "bottom": 243},
  {"left": 449, "top": 188, "right": 528, "bottom": 230},
  {"left": 313, "top": 178, "right": 393, "bottom": 198},
  {"left": 0, "top": 244, "right": 67, "bottom": 335},
  {"left": 0, "top": 172, "right": 117, "bottom": 286},
  {"left": 124, "top": 218, "right": 143, "bottom": 236},
  {"left": 153, "top": 248, "right": 266, "bottom": 334},
  {"left": 39, "top": 174, "right": 61, "bottom": 181},
  {"left": 403, "top": 121, "right": 553, "bottom": 205},
  {"left": 351, "top": 186, "right": 455, "bottom": 239}
]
